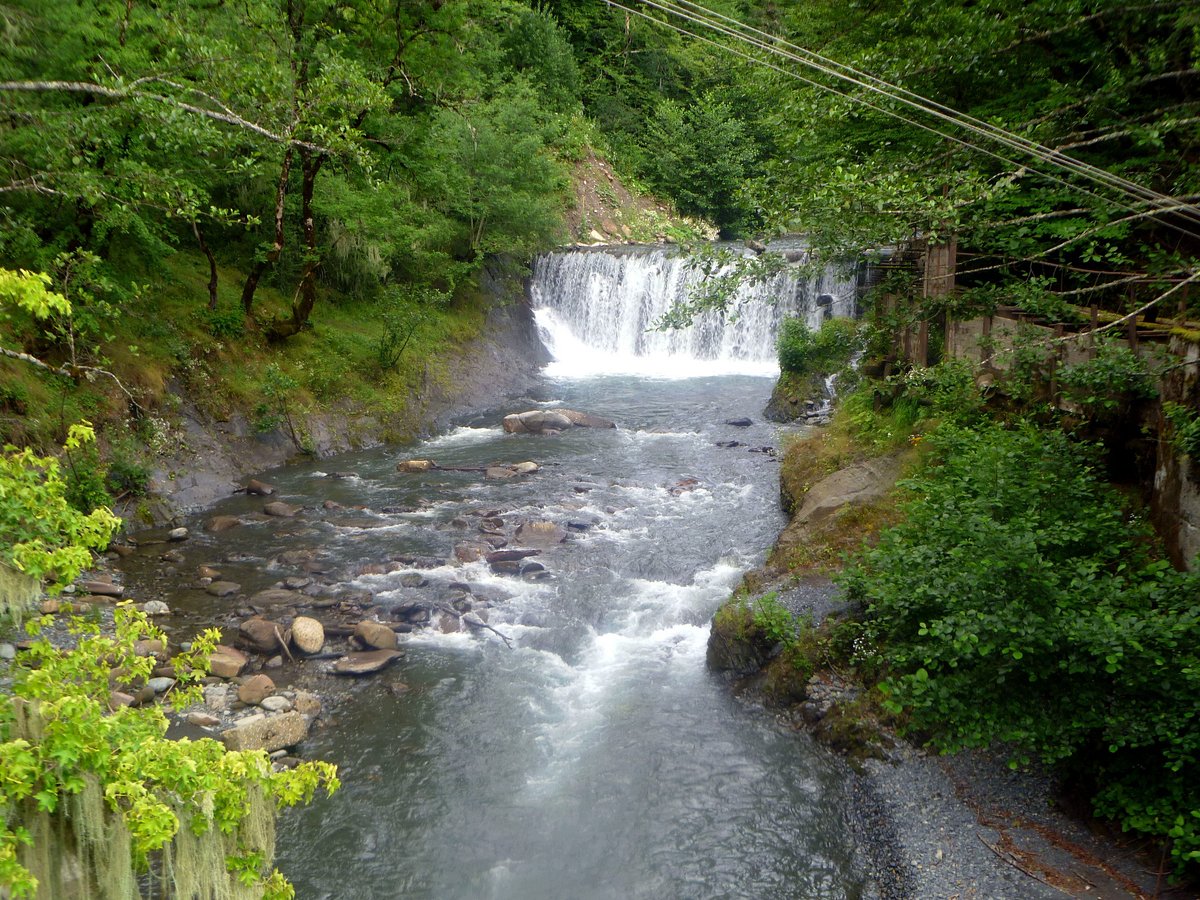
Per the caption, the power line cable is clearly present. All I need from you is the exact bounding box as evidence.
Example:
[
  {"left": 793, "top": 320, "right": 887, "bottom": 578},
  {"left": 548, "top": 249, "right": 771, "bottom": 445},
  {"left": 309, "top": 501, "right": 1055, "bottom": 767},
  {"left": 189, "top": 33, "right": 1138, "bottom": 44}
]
[
  {"left": 615, "top": 0, "right": 1200, "bottom": 241},
  {"left": 667, "top": 0, "right": 1200, "bottom": 230}
]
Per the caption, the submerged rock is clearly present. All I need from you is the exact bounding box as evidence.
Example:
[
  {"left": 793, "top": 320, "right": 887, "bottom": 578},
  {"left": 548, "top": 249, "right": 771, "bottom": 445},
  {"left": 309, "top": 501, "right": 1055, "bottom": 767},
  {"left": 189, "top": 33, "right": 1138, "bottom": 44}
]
[
  {"left": 332, "top": 649, "right": 403, "bottom": 676},
  {"left": 502, "top": 409, "right": 615, "bottom": 434},
  {"left": 514, "top": 521, "right": 567, "bottom": 547}
]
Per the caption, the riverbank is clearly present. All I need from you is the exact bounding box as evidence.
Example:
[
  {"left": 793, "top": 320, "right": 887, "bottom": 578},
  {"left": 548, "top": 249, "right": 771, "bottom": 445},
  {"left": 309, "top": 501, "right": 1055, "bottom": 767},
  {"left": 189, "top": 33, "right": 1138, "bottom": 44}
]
[
  {"left": 709, "top": 438, "right": 1195, "bottom": 899},
  {"left": 128, "top": 275, "right": 550, "bottom": 524}
]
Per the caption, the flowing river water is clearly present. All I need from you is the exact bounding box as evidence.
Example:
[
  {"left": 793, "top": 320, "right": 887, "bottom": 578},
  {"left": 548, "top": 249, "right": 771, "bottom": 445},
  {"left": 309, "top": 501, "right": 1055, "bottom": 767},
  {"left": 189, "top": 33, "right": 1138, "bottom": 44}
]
[{"left": 126, "top": 246, "right": 875, "bottom": 898}]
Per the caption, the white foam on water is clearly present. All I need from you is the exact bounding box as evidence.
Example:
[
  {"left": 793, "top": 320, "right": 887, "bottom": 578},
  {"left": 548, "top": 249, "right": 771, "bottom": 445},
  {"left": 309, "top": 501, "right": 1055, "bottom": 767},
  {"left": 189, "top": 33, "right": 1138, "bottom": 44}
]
[
  {"left": 535, "top": 308, "right": 780, "bottom": 379},
  {"left": 419, "top": 425, "right": 502, "bottom": 449}
]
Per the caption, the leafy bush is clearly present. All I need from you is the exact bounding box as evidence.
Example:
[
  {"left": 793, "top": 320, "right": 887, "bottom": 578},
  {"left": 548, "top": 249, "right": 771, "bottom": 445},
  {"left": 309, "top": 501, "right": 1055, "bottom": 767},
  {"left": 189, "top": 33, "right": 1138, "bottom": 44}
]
[
  {"left": 0, "top": 607, "right": 339, "bottom": 897},
  {"left": 105, "top": 453, "right": 151, "bottom": 498},
  {"left": 375, "top": 286, "right": 448, "bottom": 372},
  {"left": 777, "top": 316, "right": 861, "bottom": 378},
  {"left": 890, "top": 359, "right": 986, "bottom": 424},
  {"left": 202, "top": 304, "right": 245, "bottom": 339},
  {"left": 1058, "top": 339, "right": 1157, "bottom": 412},
  {"left": 1163, "top": 401, "right": 1200, "bottom": 458},
  {"left": 842, "top": 422, "right": 1200, "bottom": 872},
  {"left": 0, "top": 424, "right": 119, "bottom": 614}
]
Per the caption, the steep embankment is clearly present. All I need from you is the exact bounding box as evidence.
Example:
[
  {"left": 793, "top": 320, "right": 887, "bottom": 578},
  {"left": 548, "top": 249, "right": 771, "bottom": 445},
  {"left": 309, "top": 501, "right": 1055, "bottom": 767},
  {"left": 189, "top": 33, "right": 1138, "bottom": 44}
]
[{"left": 707, "top": 416, "right": 1184, "bottom": 900}]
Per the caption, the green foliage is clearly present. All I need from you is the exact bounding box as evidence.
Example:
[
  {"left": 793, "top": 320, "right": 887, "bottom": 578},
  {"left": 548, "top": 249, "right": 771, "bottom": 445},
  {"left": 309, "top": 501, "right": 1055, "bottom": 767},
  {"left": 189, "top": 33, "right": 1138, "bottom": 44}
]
[
  {"left": 889, "top": 359, "right": 986, "bottom": 424},
  {"left": 644, "top": 92, "right": 756, "bottom": 233},
  {"left": 375, "top": 285, "right": 449, "bottom": 372},
  {"left": 842, "top": 421, "right": 1200, "bottom": 872},
  {"left": 0, "top": 270, "right": 71, "bottom": 321},
  {"left": 62, "top": 436, "right": 112, "bottom": 515},
  {"left": 1163, "top": 402, "right": 1200, "bottom": 459},
  {"left": 751, "top": 593, "right": 797, "bottom": 648},
  {"left": 203, "top": 304, "right": 246, "bottom": 340},
  {"left": 1004, "top": 278, "right": 1086, "bottom": 324},
  {"left": 501, "top": 7, "right": 580, "bottom": 113},
  {"left": 777, "top": 317, "right": 861, "bottom": 379},
  {"left": 105, "top": 451, "right": 151, "bottom": 499},
  {"left": 0, "top": 423, "right": 119, "bottom": 592},
  {"left": 1058, "top": 339, "right": 1157, "bottom": 413},
  {"left": 657, "top": 247, "right": 789, "bottom": 329},
  {"left": 0, "top": 606, "right": 339, "bottom": 896}
]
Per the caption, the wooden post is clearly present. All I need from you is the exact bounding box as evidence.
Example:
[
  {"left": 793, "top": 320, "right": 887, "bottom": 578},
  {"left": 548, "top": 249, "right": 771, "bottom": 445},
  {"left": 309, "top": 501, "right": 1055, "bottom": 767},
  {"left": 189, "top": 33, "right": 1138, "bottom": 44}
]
[
  {"left": 1049, "top": 323, "right": 1064, "bottom": 406},
  {"left": 919, "top": 237, "right": 957, "bottom": 368}
]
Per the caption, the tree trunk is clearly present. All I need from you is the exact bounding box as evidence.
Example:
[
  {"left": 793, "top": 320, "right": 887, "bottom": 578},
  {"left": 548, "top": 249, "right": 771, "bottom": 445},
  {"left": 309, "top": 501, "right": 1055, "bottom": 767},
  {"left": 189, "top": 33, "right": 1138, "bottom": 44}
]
[
  {"left": 192, "top": 221, "right": 219, "bottom": 310},
  {"left": 269, "top": 147, "right": 322, "bottom": 340},
  {"left": 241, "top": 146, "right": 293, "bottom": 314}
]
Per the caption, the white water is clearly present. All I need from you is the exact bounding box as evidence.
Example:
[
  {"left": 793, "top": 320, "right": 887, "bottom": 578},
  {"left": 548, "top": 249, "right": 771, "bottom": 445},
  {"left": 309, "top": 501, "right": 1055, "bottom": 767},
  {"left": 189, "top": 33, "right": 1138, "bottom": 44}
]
[{"left": 531, "top": 244, "right": 857, "bottom": 378}]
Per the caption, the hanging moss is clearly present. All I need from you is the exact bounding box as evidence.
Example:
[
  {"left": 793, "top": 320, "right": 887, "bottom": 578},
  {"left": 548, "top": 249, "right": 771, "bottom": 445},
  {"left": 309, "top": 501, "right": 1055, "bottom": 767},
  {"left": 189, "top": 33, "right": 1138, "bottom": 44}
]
[{"left": 0, "top": 564, "right": 40, "bottom": 628}]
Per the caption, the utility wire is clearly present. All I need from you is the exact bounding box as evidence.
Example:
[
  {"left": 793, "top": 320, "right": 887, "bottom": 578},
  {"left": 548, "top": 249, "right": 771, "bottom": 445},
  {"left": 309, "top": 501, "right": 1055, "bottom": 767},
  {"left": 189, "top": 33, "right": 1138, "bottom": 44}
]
[
  {"left": 666, "top": 0, "right": 1200, "bottom": 232},
  {"left": 612, "top": 0, "right": 1200, "bottom": 242}
]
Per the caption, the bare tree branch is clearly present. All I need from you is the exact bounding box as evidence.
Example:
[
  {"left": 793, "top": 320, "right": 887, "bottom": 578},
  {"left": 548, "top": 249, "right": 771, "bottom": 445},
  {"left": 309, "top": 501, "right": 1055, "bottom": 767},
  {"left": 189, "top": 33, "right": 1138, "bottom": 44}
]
[{"left": 0, "top": 80, "right": 330, "bottom": 154}]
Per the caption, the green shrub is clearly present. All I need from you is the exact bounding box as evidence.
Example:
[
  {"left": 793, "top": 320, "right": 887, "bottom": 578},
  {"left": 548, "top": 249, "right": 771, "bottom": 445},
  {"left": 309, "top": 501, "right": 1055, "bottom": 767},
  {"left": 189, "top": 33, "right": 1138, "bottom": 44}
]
[
  {"left": 891, "top": 359, "right": 985, "bottom": 424},
  {"left": 777, "top": 316, "right": 861, "bottom": 378},
  {"left": 842, "top": 421, "right": 1200, "bottom": 873},
  {"left": 202, "top": 304, "right": 245, "bottom": 339},
  {"left": 0, "top": 423, "right": 119, "bottom": 597},
  {"left": 105, "top": 454, "right": 150, "bottom": 498},
  {"left": 1163, "top": 401, "right": 1200, "bottom": 458},
  {"left": 751, "top": 593, "right": 796, "bottom": 647},
  {"left": 1058, "top": 338, "right": 1157, "bottom": 413}
]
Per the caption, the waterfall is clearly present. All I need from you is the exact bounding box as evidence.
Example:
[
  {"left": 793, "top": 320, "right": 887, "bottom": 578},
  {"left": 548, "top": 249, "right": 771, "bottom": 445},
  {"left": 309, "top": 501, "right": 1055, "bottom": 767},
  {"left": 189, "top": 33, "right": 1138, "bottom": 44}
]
[{"left": 530, "top": 243, "right": 858, "bottom": 378}]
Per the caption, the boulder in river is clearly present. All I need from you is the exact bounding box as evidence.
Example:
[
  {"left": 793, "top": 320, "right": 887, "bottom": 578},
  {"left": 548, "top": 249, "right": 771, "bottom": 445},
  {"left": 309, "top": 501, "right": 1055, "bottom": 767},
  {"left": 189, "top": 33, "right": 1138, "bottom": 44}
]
[
  {"left": 354, "top": 620, "right": 399, "bottom": 651},
  {"left": 205, "top": 515, "right": 241, "bottom": 533},
  {"left": 264, "top": 500, "right": 301, "bottom": 518},
  {"left": 206, "top": 581, "right": 241, "bottom": 598},
  {"left": 515, "top": 521, "right": 567, "bottom": 547},
  {"left": 248, "top": 588, "right": 304, "bottom": 607},
  {"left": 501, "top": 409, "right": 615, "bottom": 434},
  {"left": 486, "top": 548, "right": 541, "bottom": 564},
  {"left": 206, "top": 645, "right": 248, "bottom": 679},
  {"left": 238, "top": 617, "right": 287, "bottom": 654},
  {"left": 220, "top": 710, "right": 309, "bottom": 752},
  {"left": 78, "top": 579, "right": 122, "bottom": 598},
  {"left": 332, "top": 649, "right": 404, "bottom": 676},
  {"left": 237, "top": 674, "right": 276, "bottom": 706},
  {"left": 397, "top": 459, "right": 436, "bottom": 472},
  {"left": 245, "top": 479, "right": 276, "bottom": 496},
  {"left": 290, "top": 616, "right": 325, "bottom": 654}
]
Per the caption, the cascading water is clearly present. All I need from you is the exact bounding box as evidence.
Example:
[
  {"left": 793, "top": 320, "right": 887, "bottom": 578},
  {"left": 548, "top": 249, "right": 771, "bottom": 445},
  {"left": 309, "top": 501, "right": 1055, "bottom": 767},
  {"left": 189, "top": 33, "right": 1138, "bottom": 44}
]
[
  {"left": 532, "top": 244, "right": 858, "bottom": 378},
  {"left": 116, "top": 243, "right": 875, "bottom": 899}
]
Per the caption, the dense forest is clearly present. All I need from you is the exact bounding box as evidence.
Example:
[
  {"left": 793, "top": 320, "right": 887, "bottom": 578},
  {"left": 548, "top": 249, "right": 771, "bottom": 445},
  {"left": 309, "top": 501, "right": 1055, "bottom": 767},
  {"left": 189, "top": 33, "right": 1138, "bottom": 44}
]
[{"left": 2, "top": 0, "right": 1199, "bottom": 894}]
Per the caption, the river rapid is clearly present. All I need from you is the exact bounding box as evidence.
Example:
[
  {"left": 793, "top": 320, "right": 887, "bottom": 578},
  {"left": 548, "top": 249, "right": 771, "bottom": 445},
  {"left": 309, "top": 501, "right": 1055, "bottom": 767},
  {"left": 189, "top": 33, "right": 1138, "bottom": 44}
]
[{"left": 125, "top": 245, "right": 876, "bottom": 898}]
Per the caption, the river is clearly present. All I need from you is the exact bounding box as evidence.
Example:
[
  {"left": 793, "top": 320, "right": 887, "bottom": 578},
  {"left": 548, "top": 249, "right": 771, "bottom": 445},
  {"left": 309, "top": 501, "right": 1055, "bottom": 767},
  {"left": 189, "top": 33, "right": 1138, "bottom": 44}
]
[{"left": 132, "top": 245, "right": 874, "bottom": 898}]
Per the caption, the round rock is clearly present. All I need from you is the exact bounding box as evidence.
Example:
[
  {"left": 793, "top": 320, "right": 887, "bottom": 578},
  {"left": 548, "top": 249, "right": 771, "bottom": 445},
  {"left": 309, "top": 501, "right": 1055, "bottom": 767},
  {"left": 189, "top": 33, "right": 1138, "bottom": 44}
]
[
  {"left": 237, "top": 674, "right": 276, "bottom": 706},
  {"left": 290, "top": 616, "right": 325, "bottom": 654},
  {"left": 354, "top": 620, "right": 398, "bottom": 651}
]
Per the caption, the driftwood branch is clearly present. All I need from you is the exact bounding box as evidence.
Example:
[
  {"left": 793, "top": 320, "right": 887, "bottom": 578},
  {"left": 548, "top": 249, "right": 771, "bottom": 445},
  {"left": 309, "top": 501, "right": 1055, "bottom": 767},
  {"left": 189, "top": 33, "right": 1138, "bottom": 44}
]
[
  {"left": 976, "top": 834, "right": 1070, "bottom": 896},
  {"left": 0, "top": 80, "right": 330, "bottom": 154},
  {"left": 433, "top": 603, "right": 513, "bottom": 649},
  {"left": 0, "top": 347, "right": 148, "bottom": 415}
]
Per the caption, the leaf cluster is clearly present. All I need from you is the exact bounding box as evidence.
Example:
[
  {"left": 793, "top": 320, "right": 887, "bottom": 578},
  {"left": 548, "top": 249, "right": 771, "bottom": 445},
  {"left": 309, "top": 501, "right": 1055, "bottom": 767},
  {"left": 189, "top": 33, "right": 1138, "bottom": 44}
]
[
  {"left": 842, "top": 421, "right": 1200, "bottom": 872},
  {"left": 0, "top": 607, "right": 339, "bottom": 896}
]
